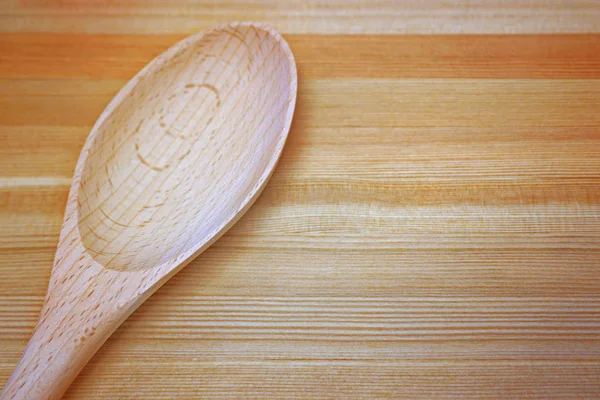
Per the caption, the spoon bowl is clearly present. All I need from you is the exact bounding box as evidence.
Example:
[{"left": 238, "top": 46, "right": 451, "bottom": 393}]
[
  {"left": 80, "top": 22, "right": 294, "bottom": 272},
  {"left": 1, "top": 21, "right": 296, "bottom": 399}
]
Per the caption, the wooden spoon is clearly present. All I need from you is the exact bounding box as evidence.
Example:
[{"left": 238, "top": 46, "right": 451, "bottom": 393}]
[{"left": 1, "top": 21, "right": 297, "bottom": 399}]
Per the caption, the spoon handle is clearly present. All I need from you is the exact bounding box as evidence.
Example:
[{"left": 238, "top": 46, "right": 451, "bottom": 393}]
[
  {"left": 1, "top": 305, "right": 109, "bottom": 400},
  {"left": 1, "top": 248, "right": 147, "bottom": 400}
]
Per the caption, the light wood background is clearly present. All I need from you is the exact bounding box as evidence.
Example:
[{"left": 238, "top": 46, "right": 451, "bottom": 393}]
[{"left": 1, "top": 1, "right": 600, "bottom": 398}]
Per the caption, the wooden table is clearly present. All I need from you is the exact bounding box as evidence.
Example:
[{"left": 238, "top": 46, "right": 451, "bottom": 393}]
[{"left": 1, "top": 2, "right": 599, "bottom": 398}]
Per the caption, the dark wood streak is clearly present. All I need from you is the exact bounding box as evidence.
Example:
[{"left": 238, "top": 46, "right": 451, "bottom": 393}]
[
  {"left": 98, "top": 207, "right": 131, "bottom": 229},
  {"left": 135, "top": 141, "right": 171, "bottom": 171}
]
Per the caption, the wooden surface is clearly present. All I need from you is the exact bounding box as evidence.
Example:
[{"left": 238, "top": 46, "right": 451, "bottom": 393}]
[{"left": 1, "top": 1, "right": 600, "bottom": 399}]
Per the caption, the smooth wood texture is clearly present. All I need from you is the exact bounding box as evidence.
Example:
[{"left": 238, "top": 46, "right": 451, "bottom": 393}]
[
  {"left": 1, "top": 0, "right": 600, "bottom": 34},
  {"left": 0, "top": 21, "right": 297, "bottom": 399},
  {"left": 1, "top": 2, "right": 600, "bottom": 399}
]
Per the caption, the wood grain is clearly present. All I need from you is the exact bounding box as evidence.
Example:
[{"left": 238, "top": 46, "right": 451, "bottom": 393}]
[
  {"left": 1, "top": 0, "right": 600, "bottom": 34},
  {"left": 1, "top": 1, "right": 600, "bottom": 399},
  {"left": 2, "top": 34, "right": 600, "bottom": 80}
]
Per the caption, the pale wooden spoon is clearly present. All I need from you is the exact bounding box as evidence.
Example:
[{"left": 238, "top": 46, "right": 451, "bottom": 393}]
[{"left": 1, "top": 21, "right": 297, "bottom": 400}]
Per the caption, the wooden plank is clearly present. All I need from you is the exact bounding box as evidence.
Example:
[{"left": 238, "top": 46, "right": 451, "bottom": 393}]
[
  {"left": 2, "top": 34, "right": 599, "bottom": 80},
  {"left": 1, "top": 0, "right": 599, "bottom": 34},
  {"left": 1, "top": 295, "right": 600, "bottom": 397},
  {"left": 1, "top": 79, "right": 599, "bottom": 128},
  {"left": 62, "top": 361, "right": 600, "bottom": 398}
]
